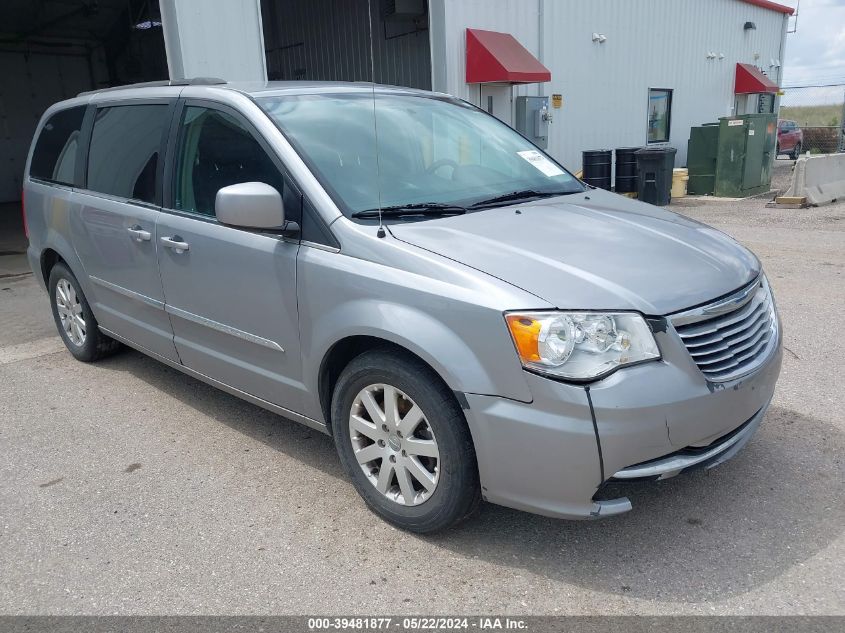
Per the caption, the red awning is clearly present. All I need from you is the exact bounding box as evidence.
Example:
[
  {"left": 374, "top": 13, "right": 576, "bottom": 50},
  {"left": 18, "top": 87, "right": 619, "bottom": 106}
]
[
  {"left": 466, "top": 28, "right": 551, "bottom": 84},
  {"left": 739, "top": 0, "right": 795, "bottom": 15},
  {"left": 735, "top": 63, "right": 780, "bottom": 94}
]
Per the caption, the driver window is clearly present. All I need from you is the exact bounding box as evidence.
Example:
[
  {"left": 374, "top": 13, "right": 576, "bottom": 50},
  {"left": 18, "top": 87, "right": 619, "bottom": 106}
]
[{"left": 174, "top": 106, "right": 285, "bottom": 217}]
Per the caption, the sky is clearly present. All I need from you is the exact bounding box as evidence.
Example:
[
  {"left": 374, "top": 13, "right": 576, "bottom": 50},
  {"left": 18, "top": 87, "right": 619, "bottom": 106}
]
[{"left": 778, "top": 0, "right": 845, "bottom": 104}]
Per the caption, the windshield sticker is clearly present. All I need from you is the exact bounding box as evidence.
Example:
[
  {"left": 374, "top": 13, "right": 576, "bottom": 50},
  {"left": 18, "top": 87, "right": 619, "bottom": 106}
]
[{"left": 517, "top": 150, "right": 565, "bottom": 177}]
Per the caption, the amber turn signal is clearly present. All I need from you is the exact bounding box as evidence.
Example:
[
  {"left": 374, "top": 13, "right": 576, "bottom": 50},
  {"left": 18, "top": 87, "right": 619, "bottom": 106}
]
[{"left": 505, "top": 314, "right": 542, "bottom": 363}]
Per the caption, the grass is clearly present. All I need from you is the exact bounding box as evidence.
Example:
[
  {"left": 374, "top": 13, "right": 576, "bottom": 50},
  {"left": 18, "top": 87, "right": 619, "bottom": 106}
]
[{"left": 779, "top": 104, "right": 842, "bottom": 127}]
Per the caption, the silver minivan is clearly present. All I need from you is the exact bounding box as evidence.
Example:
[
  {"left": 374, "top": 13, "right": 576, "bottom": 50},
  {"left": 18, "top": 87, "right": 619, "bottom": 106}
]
[{"left": 24, "top": 80, "right": 782, "bottom": 532}]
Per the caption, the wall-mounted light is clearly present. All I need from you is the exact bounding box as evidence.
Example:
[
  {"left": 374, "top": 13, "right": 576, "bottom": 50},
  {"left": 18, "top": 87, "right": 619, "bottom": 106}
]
[
  {"left": 770, "top": 58, "right": 781, "bottom": 68},
  {"left": 744, "top": 21, "right": 757, "bottom": 30},
  {"left": 718, "top": 53, "right": 725, "bottom": 60},
  {"left": 706, "top": 51, "right": 717, "bottom": 59},
  {"left": 592, "top": 33, "right": 607, "bottom": 43}
]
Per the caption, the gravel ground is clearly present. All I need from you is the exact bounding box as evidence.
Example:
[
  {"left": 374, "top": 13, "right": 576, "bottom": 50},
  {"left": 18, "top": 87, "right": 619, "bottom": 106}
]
[{"left": 1, "top": 161, "right": 843, "bottom": 615}]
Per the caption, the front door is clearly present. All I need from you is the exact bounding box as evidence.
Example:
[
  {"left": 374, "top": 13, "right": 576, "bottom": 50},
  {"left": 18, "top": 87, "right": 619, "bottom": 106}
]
[
  {"left": 156, "top": 102, "right": 304, "bottom": 410},
  {"left": 70, "top": 102, "right": 179, "bottom": 361},
  {"left": 480, "top": 84, "right": 513, "bottom": 125}
]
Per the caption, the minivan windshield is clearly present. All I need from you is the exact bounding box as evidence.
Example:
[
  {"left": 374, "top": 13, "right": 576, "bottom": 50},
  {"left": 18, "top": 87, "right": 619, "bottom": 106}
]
[{"left": 258, "top": 92, "right": 584, "bottom": 219}]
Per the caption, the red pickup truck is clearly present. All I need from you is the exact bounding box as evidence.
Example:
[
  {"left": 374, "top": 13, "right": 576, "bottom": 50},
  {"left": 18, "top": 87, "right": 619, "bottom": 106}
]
[{"left": 777, "top": 120, "right": 804, "bottom": 159}]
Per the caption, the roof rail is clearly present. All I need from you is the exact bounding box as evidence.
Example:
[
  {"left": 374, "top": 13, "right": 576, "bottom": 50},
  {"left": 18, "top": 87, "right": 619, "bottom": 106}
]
[{"left": 78, "top": 77, "right": 227, "bottom": 97}]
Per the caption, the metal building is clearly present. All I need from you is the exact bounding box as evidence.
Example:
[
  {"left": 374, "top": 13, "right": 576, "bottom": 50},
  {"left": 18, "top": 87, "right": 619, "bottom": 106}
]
[
  {"left": 0, "top": 0, "right": 793, "bottom": 203},
  {"left": 430, "top": 0, "right": 792, "bottom": 168},
  {"left": 257, "top": 0, "right": 792, "bottom": 168}
]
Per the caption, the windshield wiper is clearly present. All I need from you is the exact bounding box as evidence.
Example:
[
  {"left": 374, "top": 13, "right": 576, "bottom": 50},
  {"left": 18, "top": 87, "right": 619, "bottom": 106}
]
[
  {"left": 352, "top": 203, "right": 467, "bottom": 219},
  {"left": 469, "top": 189, "right": 576, "bottom": 209}
]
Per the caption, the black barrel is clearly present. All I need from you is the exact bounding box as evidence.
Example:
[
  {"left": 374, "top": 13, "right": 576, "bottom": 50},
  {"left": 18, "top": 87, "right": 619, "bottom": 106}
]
[
  {"left": 614, "top": 147, "right": 641, "bottom": 193},
  {"left": 582, "top": 150, "right": 612, "bottom": 190}
]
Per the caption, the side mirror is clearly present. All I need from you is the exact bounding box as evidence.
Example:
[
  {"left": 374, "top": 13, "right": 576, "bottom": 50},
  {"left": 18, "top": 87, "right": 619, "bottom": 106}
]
[{"left": 215, "top": 182, "right": 286, "bottom": 230}]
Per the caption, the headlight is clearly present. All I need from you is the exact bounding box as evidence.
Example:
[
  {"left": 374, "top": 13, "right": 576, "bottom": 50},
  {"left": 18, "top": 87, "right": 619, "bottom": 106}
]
[{"left": 505, "top": 311, "right": 660, "bottom": 380}]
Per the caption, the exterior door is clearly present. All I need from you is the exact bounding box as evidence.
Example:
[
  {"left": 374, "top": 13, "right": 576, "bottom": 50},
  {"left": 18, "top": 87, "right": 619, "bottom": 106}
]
[
  {"left": 156, "top": 101, "right": 304, "bottom": 410},
  {"left": 481, "top": 84, "right": 513, "bottom": 126},
  {"left": 70, "top": 101, "right": 179, "bottom": 361}
]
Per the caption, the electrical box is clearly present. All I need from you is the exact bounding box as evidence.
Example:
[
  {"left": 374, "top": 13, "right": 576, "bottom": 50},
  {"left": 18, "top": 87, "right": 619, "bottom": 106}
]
[
  {"left": 714, "top": 113, "right": 776, "bottom": 197},
  {"left": 515, "top": 96, "right": 551, "bottom": 149},
  {"left": 686, "top": 114, "right": 776, "bottom": 197}
]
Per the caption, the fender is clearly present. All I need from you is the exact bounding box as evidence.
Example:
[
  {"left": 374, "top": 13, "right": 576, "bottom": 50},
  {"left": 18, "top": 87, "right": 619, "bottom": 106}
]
[
  {"left": 305, "top": 299, "right": 531, "bottom": 402},
  {"left": 301, "top": 299, "right": 534, "bottom": 423},
  {"left": 295, "top": 239, "right": 547, "bottom": 423},
  {"left": 298, "top": 256, "right": 531, "bottom": 419}
]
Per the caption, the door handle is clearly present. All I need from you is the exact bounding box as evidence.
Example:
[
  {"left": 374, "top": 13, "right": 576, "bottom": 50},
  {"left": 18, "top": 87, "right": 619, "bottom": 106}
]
[
  {"left": 127, "top": 226, "right": 151, "bottom": 242},
  {"left": 160, "top": 236, "right": 190, "bottom": 254}
]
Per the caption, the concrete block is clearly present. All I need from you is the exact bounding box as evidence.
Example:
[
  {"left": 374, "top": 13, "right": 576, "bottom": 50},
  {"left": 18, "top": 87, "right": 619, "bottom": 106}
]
[{"left": 785, "top": 154, "right": 845, "bottom": 206}]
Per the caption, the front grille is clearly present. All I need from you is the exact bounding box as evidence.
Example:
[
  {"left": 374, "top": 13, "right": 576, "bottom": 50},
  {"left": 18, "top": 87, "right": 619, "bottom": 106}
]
[{"left": 671, "top": 278, "right": 777, "bottom": 382}]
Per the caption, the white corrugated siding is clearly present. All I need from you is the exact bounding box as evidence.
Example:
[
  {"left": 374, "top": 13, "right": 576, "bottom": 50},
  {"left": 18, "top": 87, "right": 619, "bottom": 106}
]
[{"left": 440, "top": 0, "right": 788, "bottom": 169}]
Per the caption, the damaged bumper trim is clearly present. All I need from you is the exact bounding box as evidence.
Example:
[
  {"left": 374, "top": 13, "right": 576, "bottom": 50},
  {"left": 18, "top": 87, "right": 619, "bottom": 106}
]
[{"left": 610, "top": 403, "right": 766, "bottom": 481}]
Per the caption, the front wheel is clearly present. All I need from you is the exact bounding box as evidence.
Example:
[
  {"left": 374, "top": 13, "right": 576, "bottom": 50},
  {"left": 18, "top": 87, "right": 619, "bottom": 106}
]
[
  {"left": 331, "top": 349, "right": 480, "bottom": 533},
  {"left": 791, "top": 142, "right": 802, "bottom": 160}
]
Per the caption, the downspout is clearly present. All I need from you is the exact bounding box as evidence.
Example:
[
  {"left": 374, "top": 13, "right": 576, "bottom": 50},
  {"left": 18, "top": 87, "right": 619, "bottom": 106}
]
[
  {"left": 774, "top": 13, "right": 788, "bottom": 114},
  {"left": 777, "top": 14, "right": 787, "bottom": 87},
  {"left": 537, "top": 0, "right": 545, "bottom": 97},
  {"left": 428, "top": 0, "right": 448, "bottom": 93}
]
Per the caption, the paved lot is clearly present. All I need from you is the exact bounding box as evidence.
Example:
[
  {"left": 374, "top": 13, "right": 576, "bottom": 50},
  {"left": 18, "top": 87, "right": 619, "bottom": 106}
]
[{"left": 1, "top": 164, "right": 843, "bottom": 615}]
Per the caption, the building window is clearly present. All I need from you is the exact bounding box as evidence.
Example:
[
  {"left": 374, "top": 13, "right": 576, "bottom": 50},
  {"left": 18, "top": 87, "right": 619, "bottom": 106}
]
[{"left": 647, "top": 88, "right": 672, "bottom": 144}]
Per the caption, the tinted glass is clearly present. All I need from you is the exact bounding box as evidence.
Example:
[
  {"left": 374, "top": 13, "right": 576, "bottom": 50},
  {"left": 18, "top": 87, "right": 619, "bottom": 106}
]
[
  {"left": 87, "top": 105, "right": 169, "bottom": 203},
  {"left": 174, "top": 106, "right": 285, "bottom": 217},
  {"left": 258, "top": 93, "right": 582, "bottom": 217},
  {"left": 30, "top": 106, "right": 86, "bottom": 185}
]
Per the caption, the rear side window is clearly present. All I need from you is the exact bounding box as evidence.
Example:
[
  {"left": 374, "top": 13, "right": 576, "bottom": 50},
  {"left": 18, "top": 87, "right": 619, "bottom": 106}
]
[
  {"left": 86, "top": 104, "right": 170, "bottom": 204},
  {"left": 30, "top": 106, "right": 86, "bottom": 185}
]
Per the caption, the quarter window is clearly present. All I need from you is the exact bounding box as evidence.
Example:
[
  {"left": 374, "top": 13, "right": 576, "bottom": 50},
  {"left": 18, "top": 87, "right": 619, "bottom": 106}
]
[
  {"left": 86, "top": 104, "right": 169, "bottom": 204},
  {"left": 30, "top": 106, "right": 86, "bottom": 185},
  {"left": 173, "top": 106, "right": 284, "bottom": 217},
  {"left": 647, "top": 89, "right": 673, "bottom": 144}
]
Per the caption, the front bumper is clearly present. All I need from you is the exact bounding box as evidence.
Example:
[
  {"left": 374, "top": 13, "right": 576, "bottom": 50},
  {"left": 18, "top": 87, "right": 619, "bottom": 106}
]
[
  {"left": 462, "top": 320, "right": 782, "bottom": 520},
  {"left": 610, "top": 402, "right": 766, "bottom": 481}
]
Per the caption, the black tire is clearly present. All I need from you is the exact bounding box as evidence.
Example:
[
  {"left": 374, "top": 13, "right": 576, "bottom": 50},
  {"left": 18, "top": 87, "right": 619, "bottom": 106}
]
[
  {"left": 331, "top": 348, "right": 481, "bottom": 533},
  {"left": 775, "top": 143, "right": 781, "bottom": 158},
  {"left": 48, "top": 262, "right": 122, "bottom": 362},
  {"left": 791, "top": 142, "right": 802, "bottom": 160}
]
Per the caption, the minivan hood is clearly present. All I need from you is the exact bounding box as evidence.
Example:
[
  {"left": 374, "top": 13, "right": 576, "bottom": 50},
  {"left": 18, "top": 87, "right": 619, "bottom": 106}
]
[{"left": 389, "top": 189, "right": 760, "bottom": 315}]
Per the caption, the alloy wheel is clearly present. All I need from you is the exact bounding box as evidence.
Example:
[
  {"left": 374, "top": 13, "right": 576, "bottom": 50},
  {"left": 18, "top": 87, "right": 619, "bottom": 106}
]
[
  {"left": 348, "top": 383, "right": 440, "bottom": 506},
  {"left": 55, "top": 278, "right": 86, "bottom": 346}
]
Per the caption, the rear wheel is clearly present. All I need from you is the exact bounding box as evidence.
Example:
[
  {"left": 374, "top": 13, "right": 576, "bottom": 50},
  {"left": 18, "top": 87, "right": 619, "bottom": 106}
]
[
  {"left": 48, "top": 262, "right": 121, "bottom": 362},
  {"left": 331, "top": 348, "right": 480, "bottom": 533}
]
